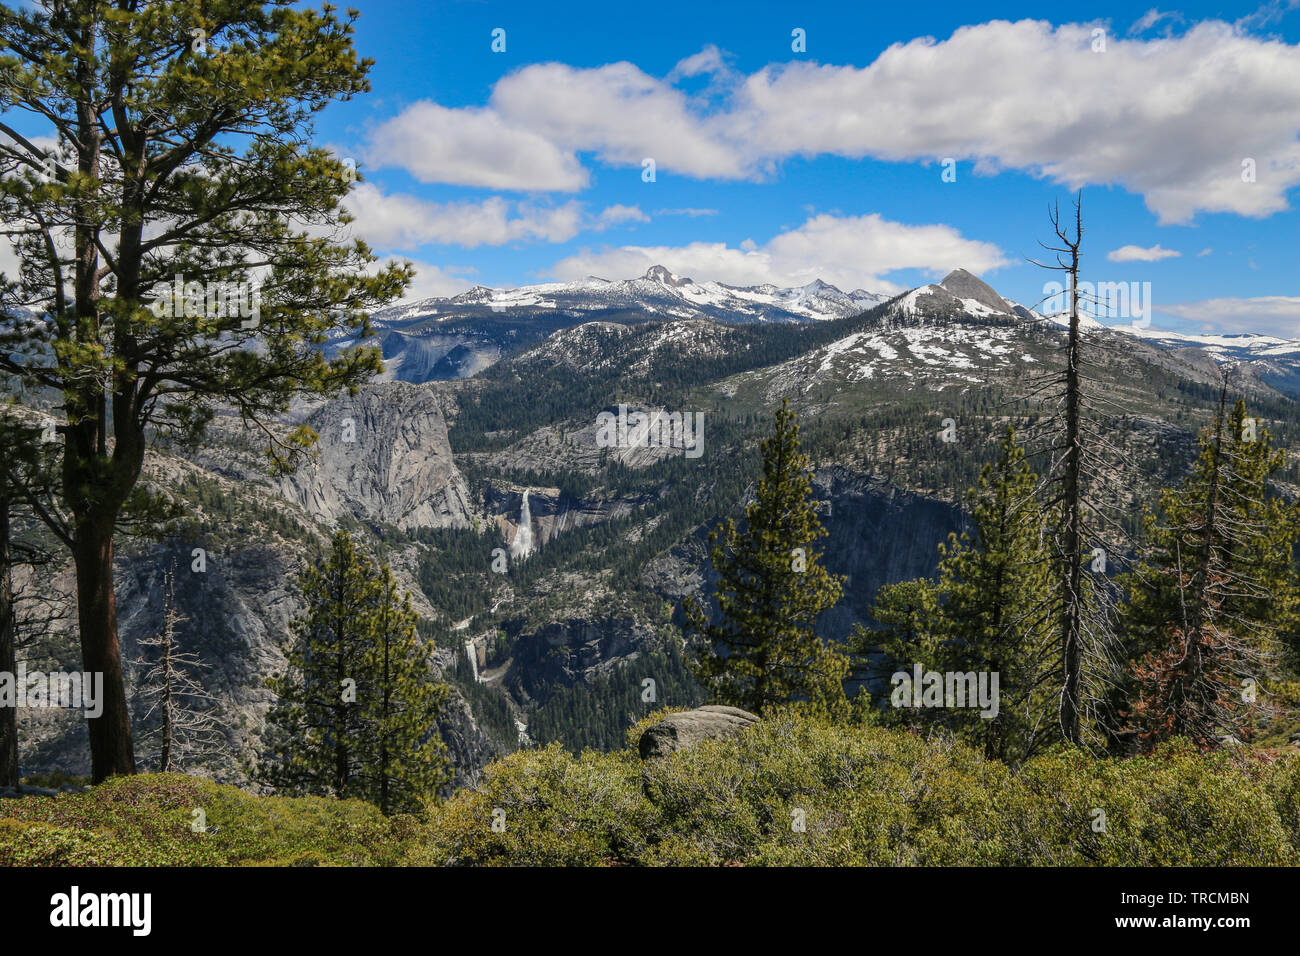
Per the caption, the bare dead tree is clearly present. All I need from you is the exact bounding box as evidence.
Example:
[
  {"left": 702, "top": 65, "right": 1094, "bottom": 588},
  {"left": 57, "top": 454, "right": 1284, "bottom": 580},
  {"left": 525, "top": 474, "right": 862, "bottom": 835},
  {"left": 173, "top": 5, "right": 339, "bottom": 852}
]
[
  {"left": 134, "top": 566, "right": 226, "bottom": 773},
  {"left": 1022, "top": 193, "right": 1124, "bottom": 748}
]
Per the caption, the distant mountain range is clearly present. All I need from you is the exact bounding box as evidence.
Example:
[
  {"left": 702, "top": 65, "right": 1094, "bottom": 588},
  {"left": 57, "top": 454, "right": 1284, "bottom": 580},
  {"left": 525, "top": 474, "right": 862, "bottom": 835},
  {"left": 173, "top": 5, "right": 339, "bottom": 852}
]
[
  {"left": 377, "top": 265, "right": 888, "bottom": 326},
  {"left": 342, "top": 265, "right": 1300, "bottom": 397}
]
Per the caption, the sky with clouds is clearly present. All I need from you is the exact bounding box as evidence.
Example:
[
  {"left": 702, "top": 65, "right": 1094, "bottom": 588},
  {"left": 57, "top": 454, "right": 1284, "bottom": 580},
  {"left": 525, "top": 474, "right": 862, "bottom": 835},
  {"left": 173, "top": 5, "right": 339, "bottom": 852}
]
[{"left": 8, "top": 0, "right": 1300, "bottom": 336}]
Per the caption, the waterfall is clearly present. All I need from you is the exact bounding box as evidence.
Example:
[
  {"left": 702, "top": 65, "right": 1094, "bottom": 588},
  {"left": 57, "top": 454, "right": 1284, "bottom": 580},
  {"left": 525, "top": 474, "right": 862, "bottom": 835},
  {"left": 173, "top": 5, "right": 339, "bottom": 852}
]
[
  {"left": 464, "top": 640, "right": 480, "bottom": 683},
  {"left": 509, "top": 489, "right": 534, "bottom": 561}
]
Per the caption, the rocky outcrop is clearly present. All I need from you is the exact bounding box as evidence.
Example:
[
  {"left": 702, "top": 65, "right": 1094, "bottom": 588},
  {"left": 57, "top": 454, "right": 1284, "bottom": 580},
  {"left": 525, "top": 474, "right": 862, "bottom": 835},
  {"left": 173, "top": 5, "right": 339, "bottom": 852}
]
[
  {"left": 638, "top": 705, "right": 759, "bottom": 760},
  {"left": 278, "top": 382, "right": 473, "bottom": 531},
  {"left": 504, "top": 616, "right": 661, "bottom": 706}
]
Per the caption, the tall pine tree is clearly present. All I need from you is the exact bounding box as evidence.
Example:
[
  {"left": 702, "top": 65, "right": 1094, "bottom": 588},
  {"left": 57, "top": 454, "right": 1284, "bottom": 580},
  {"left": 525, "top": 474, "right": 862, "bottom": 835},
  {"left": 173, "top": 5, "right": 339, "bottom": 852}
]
[
  {"left": 685, "top": 399, "right": 849, "bottom": 717},
  {"left": 358, "top": 564, "right": 452, "bottom": 815},
  {"left": 0, "top": 0, "right": 409, "bottom": 781},
  {"left": 856, "top": 428, "right": 1056, "bottom": 762},
  {"left": 930, "top": 428, "right": 1056, "bottom": 762},
  {"left": 257, "top": 531, "right": 450, "bottom": 812}
]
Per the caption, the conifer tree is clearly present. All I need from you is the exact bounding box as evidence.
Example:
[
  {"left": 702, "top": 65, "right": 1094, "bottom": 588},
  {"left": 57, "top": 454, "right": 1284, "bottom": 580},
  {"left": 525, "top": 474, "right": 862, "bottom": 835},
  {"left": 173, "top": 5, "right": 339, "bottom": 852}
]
[
  {"left": 258, "top": 531, "right": 450, "bottom": 813},
  {"left": 259, "top": 531, "right": 375, "bottom": 799},
  {"left": 1121, "top": 382, "right": 1300, "bottom": 749},
  {"left": 929, "top": 428, "right": 1056, "bottom": 762},
  {"left": 685, "top": 399, "right": 849, "bottom": 717},
  {"left": 0, "top": 409, "right": 63, "bottom": 785},
  {"left": 0, "top": 0, "right": 409, "bottom": 781},
  {"left": 856, "top": 429, "right": 1055, "bottom": 761},
  {"left": 357, "top": 564, "right": 451, "bottom": 814},
  {"left": 852, "top": 578, "right": 941, "bottom": 730}
]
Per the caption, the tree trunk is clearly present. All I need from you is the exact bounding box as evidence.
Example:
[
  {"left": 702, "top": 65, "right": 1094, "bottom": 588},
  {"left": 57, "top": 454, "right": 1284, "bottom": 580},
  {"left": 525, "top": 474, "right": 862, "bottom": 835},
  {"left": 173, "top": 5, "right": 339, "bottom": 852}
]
[
  {"left": 1060, "top": 244, "right": 1085, "bottom": 746},
  {"left": 72, "top": 517, "right": 135, "bottom": 782},
  {"left": 0, "top": 497, "right": 18, "bottom": 786},
  {"left": 160, "top": 631, "right": 174, "bottom": 773}
]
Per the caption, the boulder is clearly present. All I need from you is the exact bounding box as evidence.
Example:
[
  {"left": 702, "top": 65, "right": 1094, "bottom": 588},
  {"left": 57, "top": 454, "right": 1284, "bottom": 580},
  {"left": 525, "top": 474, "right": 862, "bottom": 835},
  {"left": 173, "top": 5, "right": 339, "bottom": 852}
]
[{"left": 638, "top": 705, "right": 759, "bottom": 760}]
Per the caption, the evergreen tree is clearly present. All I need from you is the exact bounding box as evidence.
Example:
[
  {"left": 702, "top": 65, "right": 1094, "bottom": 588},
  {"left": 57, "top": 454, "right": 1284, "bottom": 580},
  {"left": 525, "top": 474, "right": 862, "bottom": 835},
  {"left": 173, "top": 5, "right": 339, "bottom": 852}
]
[
  {"left": 929, "top": 428, "right": 1056, "bottom": 762},
  {"left": 1121, "top": 384, "right": 1300, "bottom": 750},
  {"left": 685, "top": 399, "right": 849, "bottom": 717},
  {"left": 852, "top": 578, "right": 941, "bottom": 731},
  {"left": 258, "top": 531, "right": 450, "bottom": 813},
  {"left": 855, "top": 429, "right": 1055, "bottom": 762},
  {"left": 0, "top": 0, "right": 409, "bottom": 781},
  {"left": 358, "top": 564, "right": 452, "bottom": 814},
  {"left": 259, "top": 531, "right": 376, "bottom": 799}
]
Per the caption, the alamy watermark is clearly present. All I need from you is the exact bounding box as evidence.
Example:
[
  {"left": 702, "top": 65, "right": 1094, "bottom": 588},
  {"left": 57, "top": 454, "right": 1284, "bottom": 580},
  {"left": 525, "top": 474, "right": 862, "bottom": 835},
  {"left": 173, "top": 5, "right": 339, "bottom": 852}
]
[
  {"left": 595, "top": 404, "right": 705, "bottom": 459},
  {"left": 890, "top": 664, "right": 1000, "bottom": 718},
  {"left": 1041, "top": 280, "right": 1153, "bottom": 328},
  {"left": 150, "top": 273, "right": 261, "bottom": 328},
  {"left": 0, "top": 665, "right": 104, "bottom": 718}
]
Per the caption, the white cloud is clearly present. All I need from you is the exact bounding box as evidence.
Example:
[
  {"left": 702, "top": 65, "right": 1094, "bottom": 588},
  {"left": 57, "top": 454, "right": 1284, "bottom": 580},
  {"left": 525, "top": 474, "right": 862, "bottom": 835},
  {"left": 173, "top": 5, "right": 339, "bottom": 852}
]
[
  {"left": 366, "top": 101, "right": 588, "bottom": 191},
  {"left": 342, "top": 183, "right": 635, "bottom": 250},
  {"left": 669, "top": 44, "right": 734, "bottom": 81},
  {"left": 385, "top": 259, "right": 478, "bottom": 301},
  {"left": 1129, "top": 9, "right": 1184, "bottom": 35},
  {"left": 547, "top": 212, "right": 1008, "bottom": 293},
  {"left": 368, "top": 21, "right": 1300, "bottom": 222},
  {"left": 489, "top": 61, "right": 749, "bottom": 180},
  {"left": 596, "top": 204, "right": 649, "bottom": 226},
  {"left": 726, "top": 20, "right": 1300, "bottom": 222},
  {"left": 1107, "top": 243, "right": 1182, "bottom": 262},
  {"left": 1160, "top": 296, "right": 1300, "bottom": 336}
]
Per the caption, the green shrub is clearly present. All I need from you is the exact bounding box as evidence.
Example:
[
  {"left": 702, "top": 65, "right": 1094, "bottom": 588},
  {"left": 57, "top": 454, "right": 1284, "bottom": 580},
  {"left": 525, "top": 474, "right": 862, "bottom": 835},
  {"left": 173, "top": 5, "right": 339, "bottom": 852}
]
[
  {"left": 7, "top": 720, "right": 1299, "bottom": 867},
  {"left": 0, "top": 774, "right": 410, "bottom": 866},
  {"left": 411, "top": 745, "right": 652, "bottom": 866}
]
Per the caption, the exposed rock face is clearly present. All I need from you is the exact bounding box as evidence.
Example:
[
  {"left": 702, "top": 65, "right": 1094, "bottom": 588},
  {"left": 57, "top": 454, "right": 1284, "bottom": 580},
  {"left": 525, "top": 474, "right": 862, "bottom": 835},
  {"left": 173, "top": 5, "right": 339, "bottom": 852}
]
[
  {"left": 937, "top": 268, "right": 1014, "bottom": 314},
  {"left": 437, "top": 693, "right": 503, "bottom": 792},
  {"left": 278, "top": 382, "right": 473, "bottom": 531},
  {"left": 504, "top": 617, "right": 661, "bottom": 706},
  {"left": 811, "top": 467, "right": 965, "bottom": 636},
  {"left": 638, "top": 705, "right": 759, "bottom": 760}
]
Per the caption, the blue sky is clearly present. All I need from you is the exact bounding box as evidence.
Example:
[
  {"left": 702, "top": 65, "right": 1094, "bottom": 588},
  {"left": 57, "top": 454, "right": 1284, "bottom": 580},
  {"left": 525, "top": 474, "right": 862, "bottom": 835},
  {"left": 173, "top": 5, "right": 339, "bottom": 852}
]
[
  {"left": 4, "top": 0, "right": 1298, "bottom": 335},
  {"left": 305, "top": 0, "right": 1300, "bottom": 336}
]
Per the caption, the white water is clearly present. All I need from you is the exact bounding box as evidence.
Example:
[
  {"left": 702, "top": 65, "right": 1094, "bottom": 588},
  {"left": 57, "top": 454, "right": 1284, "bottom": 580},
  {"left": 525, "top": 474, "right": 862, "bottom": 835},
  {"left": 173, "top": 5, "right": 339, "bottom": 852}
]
[
  {"left": 509, "top": 489, "right": 535, "bottom": 561},
  {"left": 464, "top": 640, "right": 480, "bottom": 683}
]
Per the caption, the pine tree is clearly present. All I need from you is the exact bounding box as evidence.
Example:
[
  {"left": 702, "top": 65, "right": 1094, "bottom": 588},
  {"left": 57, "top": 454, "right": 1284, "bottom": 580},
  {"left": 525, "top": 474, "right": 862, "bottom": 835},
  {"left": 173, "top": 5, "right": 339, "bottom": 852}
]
[
  {"left": 357, "top": 564, "right": 452, "bottom": 815},
  {"left": 930, "top": 428, "right": 1056, "bottom": 762},
  {"left": 855, "top": 429, "right": 1055, "bottom": 762},
  {"left": 258, "top": 531, "right": 451, "bottom": 813},
  {"left": 1121, "top": 381, "right": 1300, "bottom": 749},
  {"left": 852, "top": 578, "right": 942, "bottom": 731},
  {"left": 0, "top": 409, "right": 64, "bottom": 785},
  {"left": 0, "top": 481, "right": 13, "bottom": 787},
  {"left": 0, "top": 0, "right": 409, "bottom": 781},
  {"left": 685, "top": 399, "right": 849, "bottom": 717}
]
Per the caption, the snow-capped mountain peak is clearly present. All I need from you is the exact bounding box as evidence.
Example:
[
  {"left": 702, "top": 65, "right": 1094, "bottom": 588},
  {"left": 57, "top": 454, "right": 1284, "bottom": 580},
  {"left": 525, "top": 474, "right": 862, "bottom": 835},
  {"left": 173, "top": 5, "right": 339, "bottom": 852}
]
[{"left": 376, "top": 268, "right": 888, "bottom": 327}]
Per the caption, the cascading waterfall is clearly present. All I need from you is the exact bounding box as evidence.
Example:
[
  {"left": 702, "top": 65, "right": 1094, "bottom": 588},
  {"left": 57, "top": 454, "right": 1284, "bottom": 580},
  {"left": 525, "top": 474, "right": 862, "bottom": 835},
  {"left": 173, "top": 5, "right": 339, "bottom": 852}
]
[
  {"left": 509, "top": 489, "right": 535, "bottom": 561},
  {"left": 464, "top": 640, "right": 480, "bottom": 683}
]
